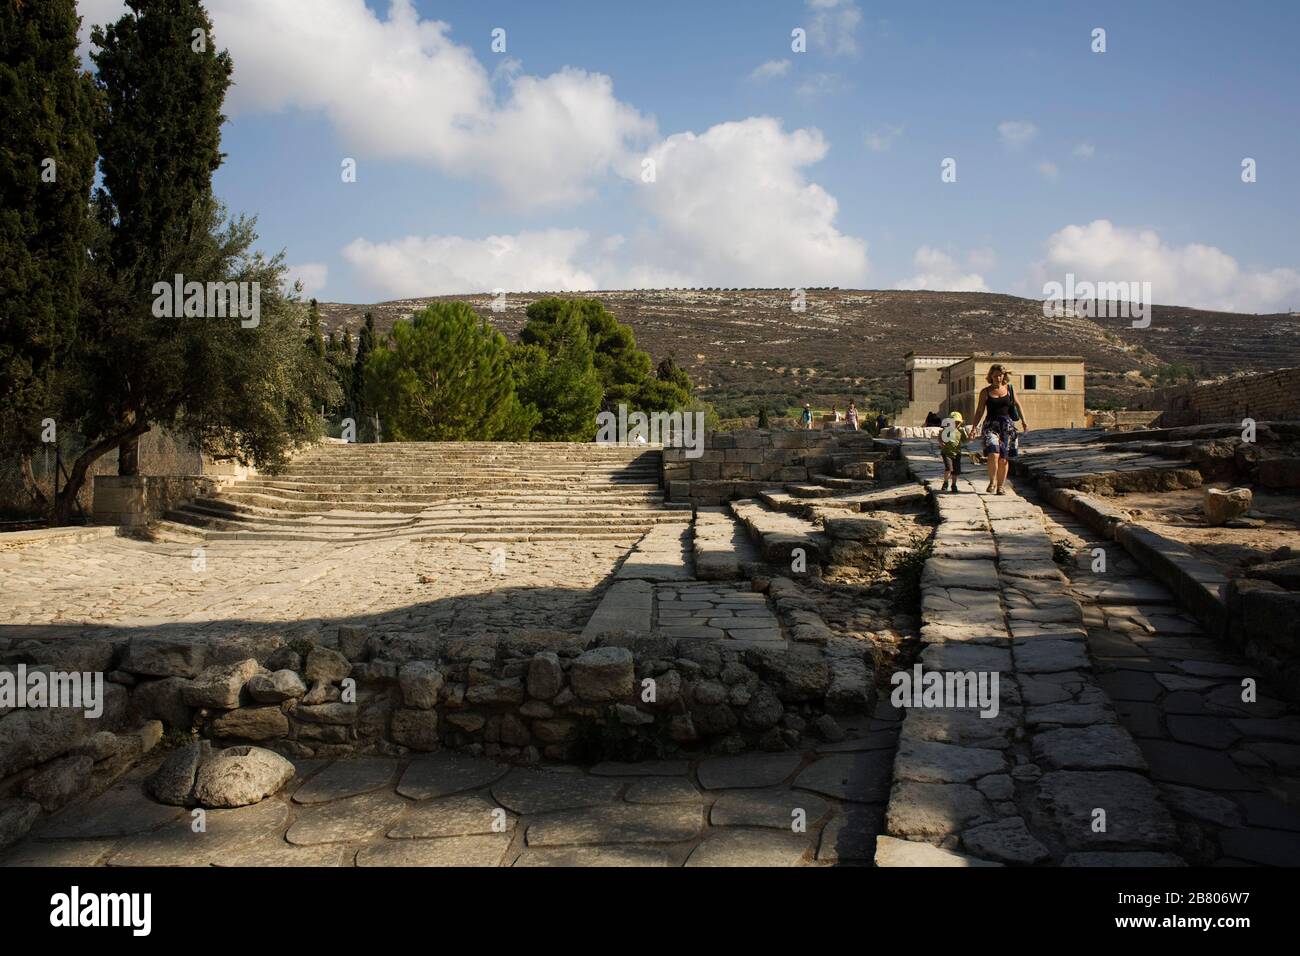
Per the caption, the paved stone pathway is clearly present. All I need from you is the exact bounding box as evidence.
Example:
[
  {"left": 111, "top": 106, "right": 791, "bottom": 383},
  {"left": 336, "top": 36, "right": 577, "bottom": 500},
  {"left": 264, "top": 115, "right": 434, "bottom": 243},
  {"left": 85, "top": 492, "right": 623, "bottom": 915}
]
[
  {"left": 878, "top": 436, "right": 1300, "bottom": 866},
  {"left": 654, "top": 582, "right": 784, "bottom": 644},
  {"left": 1, "top": 731, "right": 901, "bottom": 866},
  {"left": 1027, "top": 487, "right": 1300, "bottom": 866}
]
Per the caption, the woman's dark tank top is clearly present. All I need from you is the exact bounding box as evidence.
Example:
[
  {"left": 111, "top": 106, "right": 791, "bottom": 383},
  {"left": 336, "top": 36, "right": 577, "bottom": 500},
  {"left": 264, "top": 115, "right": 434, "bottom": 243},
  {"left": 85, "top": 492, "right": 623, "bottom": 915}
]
[{"left": 986, "top": 388, "right": 1014, "bottom": 418}]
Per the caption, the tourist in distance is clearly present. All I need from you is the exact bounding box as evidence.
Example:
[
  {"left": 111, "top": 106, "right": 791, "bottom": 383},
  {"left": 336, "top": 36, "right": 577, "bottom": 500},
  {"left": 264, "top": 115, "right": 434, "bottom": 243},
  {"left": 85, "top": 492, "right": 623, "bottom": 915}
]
[
  {"left": 969, "top": 363, "right": 1029, "bottom": 495},
  {"left": 846, "top": 401, "right": 860, "bottom": 431},
  {"left": 801, "top": 403, "right": 814, "bottom": 430}
]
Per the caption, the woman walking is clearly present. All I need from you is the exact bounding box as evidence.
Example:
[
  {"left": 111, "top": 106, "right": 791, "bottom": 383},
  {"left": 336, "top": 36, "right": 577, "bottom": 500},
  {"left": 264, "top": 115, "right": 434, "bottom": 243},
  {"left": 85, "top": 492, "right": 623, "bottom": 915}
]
[{"left": 970, "top": 364, "right": 1028, "bottom": 495}]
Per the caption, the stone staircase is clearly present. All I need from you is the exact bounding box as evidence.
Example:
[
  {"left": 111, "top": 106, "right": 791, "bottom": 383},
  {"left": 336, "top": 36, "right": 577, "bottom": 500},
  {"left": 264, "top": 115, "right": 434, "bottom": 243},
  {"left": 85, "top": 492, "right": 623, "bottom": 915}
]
[
  {"left": 727, "top": 455, "right": 928, "bottom": 569},
  {"left": 159, "top": 442, "right": 690, "bottom": 543}
]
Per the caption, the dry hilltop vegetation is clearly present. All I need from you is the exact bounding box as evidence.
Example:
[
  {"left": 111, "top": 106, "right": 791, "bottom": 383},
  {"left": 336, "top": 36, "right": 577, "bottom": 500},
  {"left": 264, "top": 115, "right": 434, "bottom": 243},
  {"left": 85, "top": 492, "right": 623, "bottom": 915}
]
[{"left": 318, "top": 289, "right": 1300, "bottom": 419}]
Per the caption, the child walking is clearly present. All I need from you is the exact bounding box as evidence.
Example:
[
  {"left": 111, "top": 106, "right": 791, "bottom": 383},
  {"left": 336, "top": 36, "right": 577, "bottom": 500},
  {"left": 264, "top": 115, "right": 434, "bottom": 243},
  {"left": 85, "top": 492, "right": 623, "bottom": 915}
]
[{"left": 940, "top": 411, "right": 968, "bottom": 493}]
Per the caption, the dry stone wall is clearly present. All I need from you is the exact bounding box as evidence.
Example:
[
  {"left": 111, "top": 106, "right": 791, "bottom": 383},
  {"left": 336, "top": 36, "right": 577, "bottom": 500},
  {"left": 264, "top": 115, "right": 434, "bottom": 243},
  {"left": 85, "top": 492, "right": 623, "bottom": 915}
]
[
  {"left": 664, "top": 429, "right": 906, "bottom": 504},
  {"left": 1127, "top": 367, "right": 1300, "bottom": 426}
]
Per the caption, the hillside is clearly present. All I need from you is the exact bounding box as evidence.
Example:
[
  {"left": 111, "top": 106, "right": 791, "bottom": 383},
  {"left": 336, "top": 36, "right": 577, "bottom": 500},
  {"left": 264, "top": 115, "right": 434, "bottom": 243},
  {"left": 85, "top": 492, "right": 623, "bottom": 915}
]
[{"left": 317, "top": 290, "right": 1300, "bottom": 418}]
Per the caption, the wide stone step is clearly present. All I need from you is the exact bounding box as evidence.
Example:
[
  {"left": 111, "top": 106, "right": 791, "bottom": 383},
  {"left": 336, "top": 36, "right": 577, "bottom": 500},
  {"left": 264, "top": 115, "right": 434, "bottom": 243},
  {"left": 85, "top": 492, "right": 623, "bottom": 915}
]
[
  {"left": 784, "top": 483, "right": 840, "bottom": 499},
  {"left": 729, "top": 498, "right": 830, "bottom": 565},
  {"left": 693, "top": 507, "right": 761, "bottom": 580}
]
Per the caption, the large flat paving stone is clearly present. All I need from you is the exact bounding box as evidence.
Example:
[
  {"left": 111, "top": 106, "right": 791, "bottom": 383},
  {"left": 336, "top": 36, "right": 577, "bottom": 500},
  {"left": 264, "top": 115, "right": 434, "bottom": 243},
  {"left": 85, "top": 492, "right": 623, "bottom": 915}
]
[
  {"left": 1031, "top": 725, "right": 1147, "bottom": 771},
  {"left": 697, "top": 753, "right": 802, "bottom": 790},
  {"left": 709, "top": 789, "right": 831, "bottom": 829},
  {"left": 0, "top": 839, "right": 118, "bottom": 867},
  {"left": 213, "top": 840, "right": 351, "bottom": 867},
  {"left": 589, "top": 760, "right": 690, "bottom": 776},
  {"left": 292, "top": 757, "right": 398, "bottom": 804},
  {"left": 1140, "top": 741, "right": 1261, "bottom": 791},
  {"left": 885, "top": 781, "right": 995, "bottom": 841},
  {"left": 491, "top": 769, "right": 623, "bottom": 814},
  {"left": 396, "top": 752, "right": 509, "bottom": 800},
  {"left": 624, "top": 778, "right": 702, "bottom": 805},
  {"left": 286, "top": 790, "right": 409, "bottom": 845},
  {"left": 874, "top": 835, "right": 1001, "bottom": 867},
  {"left": 513, "top": 845, "right": 674, "bottom": 867},
  {"left": 816, "top": 808, "right": 882, "bottom": 863},
  {"left": 40, "top": 781, "right": 185, "bottom": 839},
  {"left": 106, "top": 799, "right": 288, "bottom": 866},
  {"left": 525, "top": 803, "right": 702, "bottom": 846},
  {"left": 1036, "top": 770, "right": 1177, "bottom": 850},
  {"left": 894, "top": 740, "right": 1008, "bottom": 784},
  {"left": 357, "top": 833, "right": 513, "bottom": 867},
  {"left": 388, "top": 794, "right": 515, "bottom": 838},
  {"left": 793, "top": 752, "right": 892, "bottom": 802},
  {"left": 684, "top": 829, "right": 810, "bottom": 866}
]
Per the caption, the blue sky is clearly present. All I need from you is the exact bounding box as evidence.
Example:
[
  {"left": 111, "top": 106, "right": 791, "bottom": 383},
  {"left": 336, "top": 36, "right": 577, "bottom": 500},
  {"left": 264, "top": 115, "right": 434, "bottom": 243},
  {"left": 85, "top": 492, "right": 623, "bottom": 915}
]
[{"left": 77, "top": 0, "right": 1300, "bottom": 311}]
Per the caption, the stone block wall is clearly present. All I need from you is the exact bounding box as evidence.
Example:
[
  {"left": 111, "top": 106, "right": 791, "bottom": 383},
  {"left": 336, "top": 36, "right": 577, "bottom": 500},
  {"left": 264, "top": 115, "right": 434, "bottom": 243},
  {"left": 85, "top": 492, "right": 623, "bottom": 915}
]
[
  {"left": 1127, "top": 367, "right": 1300, "bottom": 426},
  {"left": 663, "top": 429, "right": 887, "bottom": 504},
  {"left": 93, "top": 475, "right": 222, "bottom": 528}
]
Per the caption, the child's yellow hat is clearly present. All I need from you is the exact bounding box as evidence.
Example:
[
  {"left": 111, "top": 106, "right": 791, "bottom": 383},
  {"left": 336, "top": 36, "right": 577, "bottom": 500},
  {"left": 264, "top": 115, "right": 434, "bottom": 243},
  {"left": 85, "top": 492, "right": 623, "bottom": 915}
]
[{"left": 948, "top": 411, "right": 964, "bottom": 423}]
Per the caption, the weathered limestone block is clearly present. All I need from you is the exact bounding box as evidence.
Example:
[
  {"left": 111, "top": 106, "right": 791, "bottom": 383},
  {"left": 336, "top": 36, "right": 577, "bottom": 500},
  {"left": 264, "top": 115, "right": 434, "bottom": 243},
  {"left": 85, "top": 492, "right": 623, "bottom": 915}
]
[
  {"left": 192, "top": 746, "right": 295, "bottom": 808},
  {"left": 571, "top": 647, "right": 635, "bottom": 702},
  {"left": 1203, "top": 486, "right": 1252, "bottom": 525},
  {"left": 123, "top": 635, "right": 207, "bottom": 678},
  {"left": 246, "top": 669, "right": 306, "bottom": 704},
  {"left": 133, "top": 676, "right": 194, "bottom": 729},
  {"left": 390, "top": 709, "right": 440, "bottom": 751},
  {"left": 182, "top": 658, "right": 259, "bottom": 710},
  {"left": 21, "top": 754, "right": 94, "bottom": 812},
  {"left": 148, "top": 741, "right": 211, "bottom": 805},
  {"left": 398, "top": 661, "right": 444, "bottom": 710},
  {"left": 305, "top": 646, "right": 352, "bottom": 684},
  {"left": 210, "top": 705, "right": 290, "bottom": 741},
  {"left": 527, "top": 652, "right": 564, "bottom": 700}
]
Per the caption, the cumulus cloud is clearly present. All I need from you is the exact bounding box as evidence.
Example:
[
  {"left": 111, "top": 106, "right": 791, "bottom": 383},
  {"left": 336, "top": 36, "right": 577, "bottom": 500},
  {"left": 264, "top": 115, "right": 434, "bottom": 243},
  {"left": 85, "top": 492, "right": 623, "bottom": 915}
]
[
  {"left": 1034, "top": 219, "right": 1300, "bottom": 313},
  {"left": 807, "top": 0, "right": 862, "bottom": 57},
  {"left": 1037, "top": 161, "right": 1060, "bottom": 182},
  {"left": 341, "top": 230, "right": 597, "bottom": 299},
  {"left": 1073, "top": 142, "right": 1096, "bottom": 159},
  {"left": 998, "top": 120, "right": 1038, "bottom": 149},
  {"left": 628, "top": 117, "right": 868, "bottom": 287},
  {"left": 749, "top": 59, "right": 791, "bottom": 81},
  {"left": 284, "top": 262, "right": 329, "bottom": 298},
  {"left": 864, "top": 125, "right": 903, "bottom": 152},
  {"left": 896, "top": 247, "right": 990, "bottom": 292},
  {"left": 201, "top": 0, "right": 655, "bottom": 208}
]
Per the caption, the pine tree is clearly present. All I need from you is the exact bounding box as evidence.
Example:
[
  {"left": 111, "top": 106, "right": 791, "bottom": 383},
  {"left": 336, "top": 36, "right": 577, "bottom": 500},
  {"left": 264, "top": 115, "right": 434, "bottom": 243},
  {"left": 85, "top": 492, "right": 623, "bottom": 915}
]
[
  {"left": 0, "top": 0, "right": 98, "bottom": 506},
  {"left": 514, "top": 309, "right": 603, "bottom": 440},
  {"left": 364, "top": 302, "right": 538, "bottom": 441}
]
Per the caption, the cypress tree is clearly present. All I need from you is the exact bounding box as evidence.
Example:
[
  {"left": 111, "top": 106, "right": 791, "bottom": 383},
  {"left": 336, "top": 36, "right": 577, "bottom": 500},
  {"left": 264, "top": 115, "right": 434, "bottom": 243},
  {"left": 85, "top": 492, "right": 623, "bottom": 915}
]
[{"left": 0, "top": 0, "right": 98, "bottom": 506}]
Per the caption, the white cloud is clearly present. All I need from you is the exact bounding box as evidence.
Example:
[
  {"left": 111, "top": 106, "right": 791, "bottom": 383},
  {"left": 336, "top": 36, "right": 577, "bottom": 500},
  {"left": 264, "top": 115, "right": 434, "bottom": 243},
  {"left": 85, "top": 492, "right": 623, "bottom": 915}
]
[
  {"left": 284, "top": 262, "right": 329, "bottom": 298},
  {"left": 896, "top": 247, "right": 990, "bottom": 292},
  {"left": 807, "top": 0, "right": 862, "bottom": 57},
  {"left": 341, "top": 230, "right": 597, "bottom": 299},
  {"left": 1073, "top": 142, "right": 1096, "bottom": 159},
  {"left": 864, "top": 125, "right": 903, "bottom": 152},
  {"left": 629, "top": 118, "right": 868, "bottom": 287},
  {"left": 795, "top": 73, "right": 846, "bottom": 98},
  {"left": 749, "top": 59, "right": 791, "bottom": 81},
  {"left": 998, "top": 120, "right": 1038, "bottom": 149},
  {"left": 204, "top": 0, "right": 655, "bottom": 208},
  {"left": 1035, "top": 219, "right": 1300, "bottom": 313},
  {"left": 1037, "top": 161, "right": 1060, "bottom": 182}
]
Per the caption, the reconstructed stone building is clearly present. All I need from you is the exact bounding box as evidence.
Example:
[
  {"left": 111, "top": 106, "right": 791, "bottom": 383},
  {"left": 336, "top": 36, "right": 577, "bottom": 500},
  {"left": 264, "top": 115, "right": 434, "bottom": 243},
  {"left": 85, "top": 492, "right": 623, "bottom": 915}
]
[{"left": 897, "top": 352, "right": 1086, "bottom": 430}]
